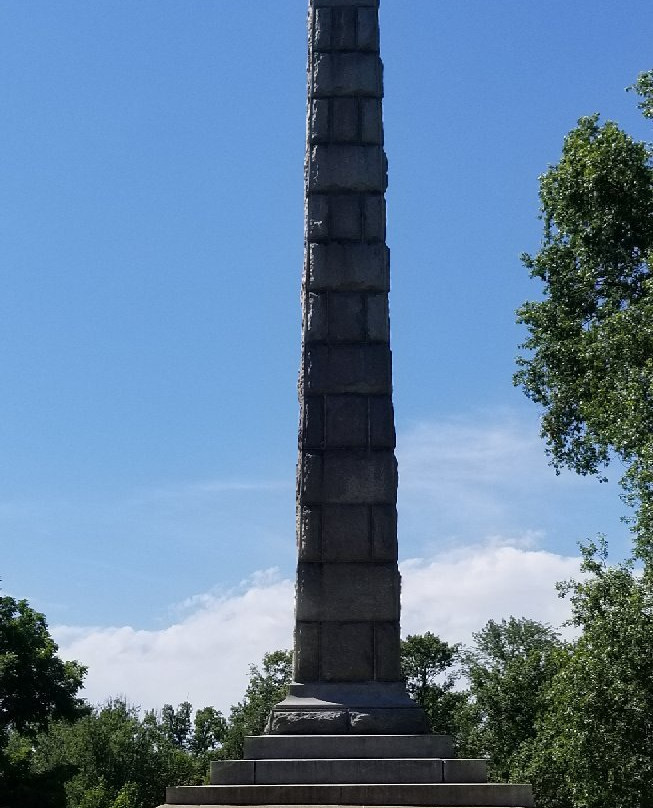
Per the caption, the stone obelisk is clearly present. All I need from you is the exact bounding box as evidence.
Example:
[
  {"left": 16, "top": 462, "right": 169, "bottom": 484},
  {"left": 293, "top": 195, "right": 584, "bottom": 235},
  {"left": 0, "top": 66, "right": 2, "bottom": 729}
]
[
  {"left": 158, "top": 2, "right": 534, "bottom": 804},
  {"left": 267, "top": 0, "right": 427, "bottom": 735}
]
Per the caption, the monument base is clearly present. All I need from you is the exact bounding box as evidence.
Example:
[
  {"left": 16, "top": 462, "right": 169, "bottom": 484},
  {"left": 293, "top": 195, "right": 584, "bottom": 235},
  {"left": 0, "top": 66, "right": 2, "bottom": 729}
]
[
  {"left": 158, "top": 733, "right": 533, "bottom": 807},
  {"left": 267, "top": 681, "right": 430, "bottom": 734}
]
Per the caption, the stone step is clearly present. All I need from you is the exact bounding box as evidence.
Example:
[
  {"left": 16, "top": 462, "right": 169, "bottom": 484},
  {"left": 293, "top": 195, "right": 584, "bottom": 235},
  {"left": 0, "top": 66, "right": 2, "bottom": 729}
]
[
  {"left": 244, "top": 734, "right": 454, "bottom": 760},
  {"left": 164, "top": 783, "right": 533, "bottom": 807},
  {"left": 211, "top": 758, "right": 487, "bottom": 785}
]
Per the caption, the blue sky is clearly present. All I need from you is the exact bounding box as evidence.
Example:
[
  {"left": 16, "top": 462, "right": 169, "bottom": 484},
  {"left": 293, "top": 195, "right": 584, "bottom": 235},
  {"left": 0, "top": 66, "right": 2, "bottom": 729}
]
[{"left": 1, "top": 1, "right": 651, "bottom": 707}]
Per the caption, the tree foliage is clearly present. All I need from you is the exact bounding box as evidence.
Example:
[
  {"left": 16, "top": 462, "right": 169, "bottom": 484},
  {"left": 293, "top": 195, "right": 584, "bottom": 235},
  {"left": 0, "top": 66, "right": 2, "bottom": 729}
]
[
  {"left": 458, "top": 617, "right": 564, "bottom": 783},
  {"left": 401, "top": 632, "right": 464, "bottom": 735},
  {"left": 219, "top": 649, "right": 292, "bottom": 760},
  {"left": 0, "top": 592, "right": 87, "bottom": 804},
  {"left": 523, "top": 539, "right": 653, "bottom": 808},
  {"left": 27, "top": 697, "right": 226, "bottom": 808},
  {"left": 0, "top": 594, "right": 87, "bottom": 737},
  {"left": 515, "top": 83, "right": 653, "bottom": 561}
]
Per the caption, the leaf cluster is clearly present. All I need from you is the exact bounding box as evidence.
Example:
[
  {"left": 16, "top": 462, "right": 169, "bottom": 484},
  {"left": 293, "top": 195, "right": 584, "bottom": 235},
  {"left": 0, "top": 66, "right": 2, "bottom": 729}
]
[
  {"left": 401, "top": 632, "right": 465, "bottom": 736},
  {"left": 516, "top": 93, "right": 653, "bottom": 561},
  {"left": 525, "top": 539, "right": 653, "bottom": 808}
]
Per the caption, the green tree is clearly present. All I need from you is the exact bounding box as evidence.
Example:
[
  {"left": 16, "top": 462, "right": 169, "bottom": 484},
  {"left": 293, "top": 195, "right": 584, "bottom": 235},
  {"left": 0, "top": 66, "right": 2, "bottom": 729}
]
[
  {"left": 0, "top": 591, "right": 87, "bottom": 805},
  {"left": 159, "top": 701, "right": 192, "bottom": 749},
  {"left": 515, "top": 75, "right": 653, "bottom": 561},
  {"left": 32, "top": 697, "right": 201, "bottom": 808},
  {"left": 525, "top": 539, "right": 653, "bottom": 808},
  {"left": 220, "top": 650, "right": 292, "bottom": 760},
  {"left": 459, "top": 617, "right": 564, "bottom": 783},
  {"left": 400, "top": 632, "right": 465, "bottom": 736}
]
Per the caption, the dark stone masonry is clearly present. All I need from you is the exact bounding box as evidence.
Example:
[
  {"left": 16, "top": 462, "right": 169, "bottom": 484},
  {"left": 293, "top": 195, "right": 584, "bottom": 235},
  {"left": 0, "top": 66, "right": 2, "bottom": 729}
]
[
  {"left": 158, "top": 2, "right": 533, "bottom": 805},
  {"left": 266, "top": 0, "right": 425, "bottom": 735}
]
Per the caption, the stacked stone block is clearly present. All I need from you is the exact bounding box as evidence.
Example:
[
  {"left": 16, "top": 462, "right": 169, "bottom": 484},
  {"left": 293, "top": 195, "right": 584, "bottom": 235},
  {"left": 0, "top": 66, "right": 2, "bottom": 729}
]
[{"left": 294, "top": 0, "right": 402, "bottom": 695}]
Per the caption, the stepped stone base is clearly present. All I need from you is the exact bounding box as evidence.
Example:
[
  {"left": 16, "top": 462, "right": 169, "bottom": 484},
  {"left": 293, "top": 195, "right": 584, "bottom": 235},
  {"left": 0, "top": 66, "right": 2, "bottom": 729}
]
[
  {"left": 161, "top": 782, "right": 532, "bottom": 806},
  {"left": 244, "top": 734, "right": 453, "bottom": 760},
  {"left": 158, "top": 735, "right": 533, "bottom": 808},
  {"left": 268, "top": 683, "right": 429, "bottom": 735},
  {"left": 210, "top": 758, "right": 487, "bottom": 785}
]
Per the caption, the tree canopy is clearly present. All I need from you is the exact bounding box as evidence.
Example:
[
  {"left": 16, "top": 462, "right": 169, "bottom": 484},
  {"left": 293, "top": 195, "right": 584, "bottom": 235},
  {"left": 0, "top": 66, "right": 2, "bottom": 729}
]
[
  {"left": 515, "top": 70, "right": 653, "bottom": 561},
  {"left": 0, "top": 591, "right": 87, "bottom": 805},
  {"left": 401, "top": 632, "right": 463, "bottom": 736}
]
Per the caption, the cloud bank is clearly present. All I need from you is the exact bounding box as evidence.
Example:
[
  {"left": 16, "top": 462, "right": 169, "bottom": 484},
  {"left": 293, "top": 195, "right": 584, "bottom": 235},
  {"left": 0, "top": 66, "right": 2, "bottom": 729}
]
[
  {"left": 53, "top": 411, "right": 617, "bottom": 713},
  {"left": 55, "top": 540, "right": 580, "bottom": 714}
]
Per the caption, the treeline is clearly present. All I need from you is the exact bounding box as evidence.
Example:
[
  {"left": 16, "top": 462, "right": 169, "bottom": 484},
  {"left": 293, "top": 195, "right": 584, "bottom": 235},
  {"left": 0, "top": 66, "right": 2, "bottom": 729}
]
[{"left": 3, "top": 541, "right": 653, "bottom": 808}]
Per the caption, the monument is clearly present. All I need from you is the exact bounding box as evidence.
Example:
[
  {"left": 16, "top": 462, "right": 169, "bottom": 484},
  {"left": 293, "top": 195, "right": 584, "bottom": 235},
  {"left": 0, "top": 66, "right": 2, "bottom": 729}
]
[{"left": 159, "top": 2, "right": 533, "bottom": 806}]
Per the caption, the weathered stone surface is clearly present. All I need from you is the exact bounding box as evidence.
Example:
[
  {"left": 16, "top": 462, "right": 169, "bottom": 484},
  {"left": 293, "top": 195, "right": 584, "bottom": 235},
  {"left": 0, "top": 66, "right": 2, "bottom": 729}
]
[
  {"left": 307, "top": 243, "right": 389, "bottom": 291},
  {"left": 325, "top": 394, "right": 368, "bottom": 446},
  {"left": 332, "top": 97, "right": 359, "bottom": 142},
  {"left": 369, "top": 395, "right": 395, "bottom": 446},
  {"left": 314, "top": 0, "right": 380, "bottom": 7},
  {"left": 295, "top": 562, "right": 322, "bottom": 619},
  {"left": 210, "top": 760, "right": 254, "bottom": 786},
  {"left": 321, "top": 621, "right": 374, "bottom": 681},
  {"left": 309, "top": 145, "right": 385, "bottom": 192},
  {"left": 305, "top": 344, "right": 391, "bottom": 395},
  {"left": 312, "top": 7, "right": 332, "bottom": 51},
  {"left": 305, "top": 292, "right": 328, "bottom": 341},
  {"left": 363, "top": 193, "right": 385, "bottom": 240},
  {"left": 331, "top": 7, "right": 357, "bottom": 51},
  {"left": 267, "top": 710, "right": 349, "bottom": 735},
  {"left": 298, "top": 506, "right": 322, "bottom": 561},
  {"left": 321, "top": 503, "right": 369, "bottom": 560},
  {"left": 361, "top": 97, "right": 383, "bottom": 143},
  {"left": 283, "top": 680, "right": 421, "bottom": 707},
  {"left": 328, "top": 194, "right": 362, "bottom": 240},
  {"left": 321, "top": 449, "right": 396, "bottom": 504},
  {"left": 327, "top": 293, "right": 366, "bottom": 343},
  {"left": 212, "top": 757, "right": 445, "bottom": 786},
  {"left": 300, "top": 450, "right": 397, "bottom": 505},
  {"left": 444, "top": 758, "right": 489, "bottom": 783},
  {"left": 374, "top": 622, "right": 402, "bottom": 681},
  {"left": 312, "top": 53, "right": 382, "bottom": 98},
  {"left": 367, "top": 293, "right": 389, "bottom": 341},
  {"left": 294, "top": 622, "right": 320, "bottom": 681},
  {"left": 299, "top": 453, "right": 322, "bottom": 503},
  {"left": 243, "top": 733, "right": 454, "bottom": 760},
  {"left": 302, "top": 397, "right": 324, "bottom": 449},
  {"left": 371, "top": 505, "right": 397, "bottom": 560},
  {"left": 296, "top": 562, "right": 399, "bottom": 622},
  {"left": 310, "top": 99, "right": 330, "bottom": 142},
  {"left": 357, "top": 7, "right": 380, "bottom": 51},
  {"left": 350, "top": 708, "right": 430, "bottom": 735},
  {"left": 164, "top": 781, "right": 534, "bottom": 806},
  {"left": 307, "top": 194, "right": 329, "bottom": 240}
]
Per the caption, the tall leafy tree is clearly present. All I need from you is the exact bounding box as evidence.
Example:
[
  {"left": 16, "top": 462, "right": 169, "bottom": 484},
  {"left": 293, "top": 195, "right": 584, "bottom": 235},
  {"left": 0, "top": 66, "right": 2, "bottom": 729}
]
[
  {"left": 0, "top": 591, "right": 87, "bottom": 805},
  {"left": 220, "top": 650, "right": 292, "bottom": 760},
  {"left": 515, "top": 73, "right": 653, "bottom": 561},
  {"left": 459, "top": 617, "right": 564, "bottom": 783},
  {"left": 400, "top": 632, "right": 465, "bottom": 736},
  {"left": 525, "top": 539, "right": 653, "bottom": 808},
  {"left": 31, "top": 698, "right": 207, "bottom": 808}
]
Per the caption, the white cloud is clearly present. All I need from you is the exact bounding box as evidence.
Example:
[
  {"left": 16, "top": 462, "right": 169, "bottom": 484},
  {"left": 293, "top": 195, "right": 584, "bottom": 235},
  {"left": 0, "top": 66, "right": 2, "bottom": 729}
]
[
  {"left": 54, "top": 540, "right": 580, "bottom": 714},
  {"left": 54, "top": 572, "right": 294, "bottom": 715},
  {"left": 396, "top": 411, "right": 627, "bottom": 559},
  {"left": 51, "top": 411, "right": 611, "bottom": 713},
  {"left": 401, "top": 541, "right": 580, "bottom": 644}
]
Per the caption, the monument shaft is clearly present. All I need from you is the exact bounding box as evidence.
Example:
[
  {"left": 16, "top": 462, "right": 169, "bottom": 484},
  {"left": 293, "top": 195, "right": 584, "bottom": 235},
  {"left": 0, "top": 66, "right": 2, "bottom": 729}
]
[
  {"left": 297, "top": 0, "right": 397, "bottom": 684},
  {"left": 268, "top": 0, "right": 427, "bottom": 735}
]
